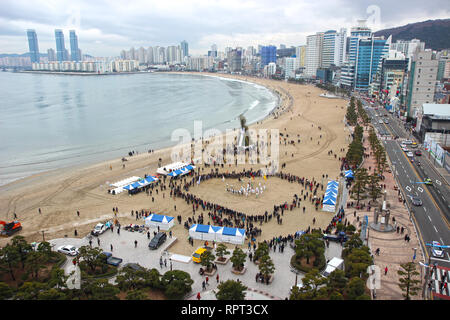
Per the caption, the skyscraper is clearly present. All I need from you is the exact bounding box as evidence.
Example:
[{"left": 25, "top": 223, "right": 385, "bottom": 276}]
[
  {"left": 261, "top": 46, "right": 277, "bottom": 67},
  {"left": 69, "top": 30, "right": 80, "bottom": 61},
  {"left": 181, "top": 40, "right": 189, "bottom": 58},
  {"left": 322, "top": 28, "right": 347, "bottom": 68},
  {"left": 348, "top": 20, "right": 372, "bottom": 64},
  {"left": 27, "top": 29, "right": 40, "bottom": 63},
  {"left": 55, "top": 29, "right": 66, "bottom": 62},
  {"left": 305, "top": 32, "right": 324, "bottom": 77},
  {"left": 47, "top": 48, "right": 56, "bottom": 62}
]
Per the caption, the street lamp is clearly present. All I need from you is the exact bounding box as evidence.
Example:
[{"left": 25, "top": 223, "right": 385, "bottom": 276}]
[{"left": 41, "top": 230, "right": 45, "bottom": 242}]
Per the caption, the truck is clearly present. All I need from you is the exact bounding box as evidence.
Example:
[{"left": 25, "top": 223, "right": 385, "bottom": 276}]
[
  {"left": 0, "top": 220, "right": 22, "bottom": 237},
  {"left": 322, "top": 257, "right": 345, "bottom": 277},
  {"left": 102, "top": 252, "right": 123, "bottom": 266},
  {"left": 323, "top": 231, "right": 348, "bottom": 243},
  {"left": 91, "top": 221, "right": 112, "bottom": 236}
]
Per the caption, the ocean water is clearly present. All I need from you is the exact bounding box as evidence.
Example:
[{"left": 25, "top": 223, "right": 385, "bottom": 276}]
[{"left": 0, "top": 72, "right": 278, "bottom": 186}]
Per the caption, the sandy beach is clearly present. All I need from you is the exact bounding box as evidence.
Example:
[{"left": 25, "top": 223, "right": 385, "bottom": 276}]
[{"left": 0, "top": 72, "right": 350, "bottom": 256}]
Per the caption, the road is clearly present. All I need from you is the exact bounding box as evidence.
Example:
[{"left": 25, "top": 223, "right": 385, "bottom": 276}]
[{"left": 363, "top": 103, "right": 450, "bottom": 270}]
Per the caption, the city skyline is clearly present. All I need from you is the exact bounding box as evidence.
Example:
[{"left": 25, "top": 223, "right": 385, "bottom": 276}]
[{"left": 0, "top": 0, "right": 449, "bottom": 57}]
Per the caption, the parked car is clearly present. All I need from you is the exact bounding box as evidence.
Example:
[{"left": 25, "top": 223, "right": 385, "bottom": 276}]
[
  {"left": 411, "top": 196, "right": 422, "bottom": 206},
  {"left": 415, "top": 150, "right": 422, "bottom": 156},
  {"left": 57, "top": 245, "right": 79, "bottom": 256},
  {"left": 192, "top": 247, "right": 207, "bottom": 263},
  {"left": 102, "top": 252, "right": 123, "bottom": 266},
  {"left": 91, "top": 222, "right": 110, "bottom": 236},
  {"left": 148, "top": 232, "right": 167, "bottom": 250},
  {"left": 323, "top": 231, "right": 348, "bottom": 243},
  {"left": 431, "top": 241, "right": 445, "bottom": 258}
]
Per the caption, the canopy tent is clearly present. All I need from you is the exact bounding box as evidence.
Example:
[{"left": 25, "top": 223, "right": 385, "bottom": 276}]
[
  {"left": 322, "top": 180, "right": 339, "bottom": 212},
  {"left": 157, "top": 162, "right": 195, "bottom": 175},
  {"left": 167, "top": 165, "right": 195, "bottom": 178},
  {"left": 144, "top": 214, "right": 174, "bottom": 231},
  {"left": 189, "top": 224, "right": 246, "bottom": 245},
  {"left": 344, "top": 170, "right": 354, "bottom": 179},
  {"left": 110, "top": 176, "right": 141, "bottom": 188},
  {"left": 121, "top": 175, "right": 158, "bottom": 193}
]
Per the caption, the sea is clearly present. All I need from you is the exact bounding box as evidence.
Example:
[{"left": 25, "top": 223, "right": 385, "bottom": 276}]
[{"left": 0, "top": 71, "right": 278, "bottom": 186}]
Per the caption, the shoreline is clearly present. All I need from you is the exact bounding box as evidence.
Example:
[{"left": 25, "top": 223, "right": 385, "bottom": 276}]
[
  {"left": 0, "top": 75, "right": 349, "bottom": 257},
  {"left": 0, "top": 71, "right": 282, "bottom": 189}
]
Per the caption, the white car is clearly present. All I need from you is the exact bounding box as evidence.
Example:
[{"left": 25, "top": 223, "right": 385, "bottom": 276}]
[
  {"left": 431, "top": 241, "right": 445, "bottom": 258},
  {"left": 407, "top": 152, "right": 414, "bottom": 158},
  {"left": 92, "top": 223, "right": 108, "bottom": 236},
  {"left": 57, "top": 245, "right": 79, "bottom": 256},
  {"left": 402, "top": 147, "right": 409, "bottom": 152}
]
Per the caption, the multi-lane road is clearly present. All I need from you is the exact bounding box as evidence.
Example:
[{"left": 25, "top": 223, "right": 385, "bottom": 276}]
[{"left": 364, "top": 103, "right": 450, "bottom": 269}]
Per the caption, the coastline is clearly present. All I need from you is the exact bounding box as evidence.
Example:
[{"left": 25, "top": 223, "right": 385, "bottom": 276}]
[{"left": 0, "top": 74, "right": 350, "bottom": 257}]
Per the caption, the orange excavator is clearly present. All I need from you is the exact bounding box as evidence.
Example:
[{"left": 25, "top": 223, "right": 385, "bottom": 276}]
[{"left": 0, "top": 220, "right": 22, "bottom": 237}]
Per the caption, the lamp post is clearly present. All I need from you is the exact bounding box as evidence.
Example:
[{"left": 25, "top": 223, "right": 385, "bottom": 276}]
[{"left": 41, "top": 230, "right": 45, "bottom": 242}]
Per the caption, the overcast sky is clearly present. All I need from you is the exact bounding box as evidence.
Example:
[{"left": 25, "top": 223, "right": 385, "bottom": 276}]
[{"left": 1, "top": 0, "right": 449, "bottom": 56}]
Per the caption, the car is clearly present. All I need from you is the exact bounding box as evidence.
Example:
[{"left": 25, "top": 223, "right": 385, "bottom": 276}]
[
  {"left": 102, "top": 251, "right": 123, "bottom": 266},
  {"left": 378, "top": 120, "right": 384, "bottom": 124},
  {"left": 384, "top": 119, "right": 389, "bottom": 124},
  {"left": 91, "top": 222, "right": 109, "bottom": 236},
  {"left": 415, "top": 150, "right": 422, "bottom": 156},
  {"left": 192, "top": 247, "right": 207, "bottom": 263},
  {"left": 57, "top": 245, "right": 79, "bottom": 256},
  {"left": 407, "top": 152, "right": 414, "bottom": 158},
  {"left": 411, "top": 196, "right": 422, "bottom": 206},
  {"left": 410, "top": 143, "right": 418, "bottom": 149},
  {"left": 403, "top": 140, "right": 413, "bottom": 145},
  {"left": 402, "top": 147, "right": 409, "bottom": 152},
  {"left": 123, "top": 263, "right": 145, "bottom": 271},
  {"left": 431, "top": 241, "right": 445, "bottom": 258},
  {"left": 424, "top": 178, "right": 433, "bottom": 185},
  {"left": 148, "top": 232, "right": 167, "bottom": 250}
]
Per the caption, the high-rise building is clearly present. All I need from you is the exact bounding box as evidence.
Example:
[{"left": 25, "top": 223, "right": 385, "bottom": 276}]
[
  {"left": 353, "top": 36, "right": 391, "bottom": 91},
  {"left": 406, "top": 50, "right": 439, "bottom": 117},
  {"left": 69, "top": 30, "right": 80, "bottom": 61},
  {"left": 322, "top": 28, "right": 347, "bottom": 68},
  {"left": 55, "top": 29, "right": 66, "bottom": 62},
  {"left": 295, "top": 45, "right": 306, "bottom": 67},
  {"left": 284, "top": 57, "right": 299, "bottom": 79},
  {"left": 261, "top": 46, "right": 277, "bottom": 67},
  {"left": 147, "top": 47, "right": 154, "bottom": 64},
  {"left": 228, "top": 49, "right": 242, "bottom": 72},
  {"left": 27, "top": 29, "right": 40, "bottom": 63},
  {"left": 348, "top": 20, "right": 372, "bottom": 64},
  {"left": 138, "top": 47, "right": 146, "bottom": 64},
  {"left": 305, "top": 32, "right": 324, "bottom": 77},
  {"left": 390, "top": 39, "right": 425, "bottom": 70},
  {"left": 47, "top": 48, "right": 56, "bottom": 62},
  {"left": 181, "top": 40, "right": 189, "bottom": 58}
]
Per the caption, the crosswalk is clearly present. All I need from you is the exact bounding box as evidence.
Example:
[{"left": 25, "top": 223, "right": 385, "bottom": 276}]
[{"left": 430, "top": 266, "right": 450, "bottom": 299}]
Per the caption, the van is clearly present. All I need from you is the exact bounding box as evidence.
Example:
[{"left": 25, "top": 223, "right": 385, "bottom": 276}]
[
  {"left": 148, "top": 232, "right": 167, "bottom": 250},
  {"left": 322, "top": 257, "right": 344, "bottom": 277},
  {"left": 192, "top": 247, "right": 207, "bottom": 263}
]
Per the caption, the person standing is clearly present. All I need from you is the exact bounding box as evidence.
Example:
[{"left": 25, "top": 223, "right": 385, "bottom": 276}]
[
  {"left": 110, "top": 244, "right": 113, "bottom": 252},
  {"left": 197, "top": 292, "right": 201, "bottom": 300},
  {"left": 384, "top": 266, "right": 388, "bottom": 275},
  {"left": 216, "top": 274, "right": 219, "bottom": 283},
  {"left": 97, "top": 238, "right": 100, "bottom": 246},
  {"left": 134, "top": 240, "right": 138, "bottom": 248}
]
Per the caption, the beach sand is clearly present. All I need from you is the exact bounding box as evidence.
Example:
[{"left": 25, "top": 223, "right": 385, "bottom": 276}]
[{"left": 0, "top": 73, "right": 350, "bottom": 255}]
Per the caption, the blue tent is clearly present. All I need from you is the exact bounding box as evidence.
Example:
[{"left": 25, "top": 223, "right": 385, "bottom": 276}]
[
  {"left": 345, "top": 170, "right": 354, "bottom": 179},
  {"left": 144, "top": 214, "right": 174, "bottom": 230}
]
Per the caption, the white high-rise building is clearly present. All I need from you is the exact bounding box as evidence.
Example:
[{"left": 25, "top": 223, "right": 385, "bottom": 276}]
[
  {"left": 138, "top": 47, "right": 146, "bottom": 64},
  {"left": 147, "top": 46, "right": 154, "bottom": 64},
  {"left": 322, "top": 28, "right": 347, "bottom": 68},
  {"left": 305, "top": 32, "right": 324, "bottom": 77},
  {"left": 284, "top": 57, "right": 299, "bottom": 79},
  {"left": 390, "top": 39, "right": 425, "bottom": 70}
]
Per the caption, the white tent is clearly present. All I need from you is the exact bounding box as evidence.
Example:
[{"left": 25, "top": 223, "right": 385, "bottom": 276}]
[
  {"left": 189, "top": 224, "right": 246, "bottom": 245},
  {"left": 144, "top": 214, "right": 174, "bottom": 231}
]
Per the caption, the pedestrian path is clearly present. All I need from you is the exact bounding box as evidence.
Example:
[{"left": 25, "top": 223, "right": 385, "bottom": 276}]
[{"left": 430, "top": 265, "right": 450, "bottom": 299}]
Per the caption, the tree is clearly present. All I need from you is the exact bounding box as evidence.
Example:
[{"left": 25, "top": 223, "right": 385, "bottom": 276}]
[
  {"left": 48, "top": 267, "right": 72, "bottom": 290},
  {"left": 36, "top": 241, "right": 53, "bottom": 261},
  {"left": 230, "top": 247, "right": 246, "bottom": 271},
  {"left": 327, "top": 269, "right": 348, "bottom": 296},
  {"left": 200, "top": 250, "right": 215, "bottom": 272},
  {"left": 0, "top": 243, "right": 20, "bottom": 281},
  {"left": 25, "top": 251, "right": 47, "bottom": 279},
  {"left": 345, "top": 277, "right": 367, "bottom": 300},
  {"left": 344, "top": 247, "right": 373, "bottom": 279},
  {"left": 258, "top": 254, "right": 275, "bottom": 283},
  {"left": 82, "top": 278, "right": 119, "bottom": 300},
  {"left": 352, "top": 167, "right": 368, "bottom": 205},
  {"left": 253, "top": 242, "right": 269, "bottom": 262},
  {"left": 0, "top": 282, "right": 14, "bottom": 300},
  {"left": 216, "top": 280, "right": 247, "bottom": 300},
  {"left": 294, "top": 231, "right": 325, "bottom": 268},
  {"left": 126, "top": 289, "right": 148, "bottom": 300},
  {"left": 37, "top": 288, "right": 67, "bottom": 300},
  {"left": 398, "top": 262, "right": 421, "bottom": 300},
  {"left": 77, "top": 246, "right": 105, "bottom": 274},
  {"left": 160, "top": 270, "right": 194, "bottom": 300},
  {"left": 15, "top": 282, "right": 48, "bottom": 300},
  {"left": 215, "top": 243, "right": 230, "bottom": 262},
  {"left": 290, "top": 268, "right": 328, "bottom": 300},
  {"left": 11, "top": 236, "right": 32, "bottom": 270},
  {"left": 367, "top": 173, "right": 382, "bottom": 203}
]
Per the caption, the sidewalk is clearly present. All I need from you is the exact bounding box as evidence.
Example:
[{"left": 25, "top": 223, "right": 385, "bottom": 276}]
[{"left": 344, "top": 125, "right": 424, "bottom": 300}]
